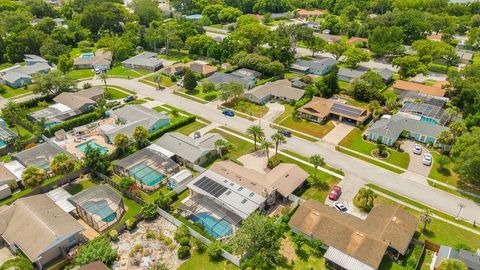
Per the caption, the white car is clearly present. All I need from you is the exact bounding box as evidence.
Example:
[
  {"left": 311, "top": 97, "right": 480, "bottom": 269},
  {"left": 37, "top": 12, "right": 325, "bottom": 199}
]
[
  {"left": 413, "top": 144, "right": 422, "bottom": 155},
  {"left": 422, "top": 154, "right": 433, "bottom": 166},
  {"left": 333, "top": 202, "right": 349, "bottom": 213}
]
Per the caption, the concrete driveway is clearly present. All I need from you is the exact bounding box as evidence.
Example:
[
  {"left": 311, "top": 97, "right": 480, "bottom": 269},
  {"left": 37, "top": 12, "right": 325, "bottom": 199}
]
[
  {"left": 401, "top": 140, "right": 432, "bottom": 176},
  {"left": 322, "top": 122, "right": 354, "bottom": 145},
  {"left": 262, "top": 103, "right": 285, "bottom": 122},
  {"left": 325, "top": 175, "right": 368, "bottom": 220}
]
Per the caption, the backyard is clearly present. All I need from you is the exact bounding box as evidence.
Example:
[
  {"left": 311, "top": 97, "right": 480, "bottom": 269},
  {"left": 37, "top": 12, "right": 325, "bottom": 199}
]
[
  {"left": 339, "top": 128, "right": 410, "bottom": 169},
  {"left": 223, "top": 98, "right": 269, "bottom": 118}
]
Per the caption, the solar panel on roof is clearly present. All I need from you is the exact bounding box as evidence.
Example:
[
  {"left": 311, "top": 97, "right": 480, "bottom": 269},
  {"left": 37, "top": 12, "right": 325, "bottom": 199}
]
[
  {"left": 331, "top": 103, "right": 363, "bottom": 117},
  {"left": 194, "top": 176, "right": 228, "bottom": 197}
]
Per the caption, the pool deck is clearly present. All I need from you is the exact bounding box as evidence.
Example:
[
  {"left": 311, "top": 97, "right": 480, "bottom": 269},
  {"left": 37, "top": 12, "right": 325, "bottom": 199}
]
[{"left": 54, "top": 135, "right": 115, "bottom": 159}]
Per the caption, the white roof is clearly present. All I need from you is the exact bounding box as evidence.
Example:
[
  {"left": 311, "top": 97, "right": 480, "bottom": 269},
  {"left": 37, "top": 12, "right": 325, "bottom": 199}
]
[
  {"left": 170, "top": 169, "right": 192, "bottom": 184},
  {"left": 46, "top": 187, "right": 75, "bottom": 213},
  {"left": 4, "top": 161, "right": 25, "bottom": 182},
  {"left": 147, "top": 144, "right": 175, "bottom": 158},
  {"left": 324, "top": 247, "right": 376, "bottom": 270},
  {"left": 50, "top": 103, "right": 72, "bottom": 113}
]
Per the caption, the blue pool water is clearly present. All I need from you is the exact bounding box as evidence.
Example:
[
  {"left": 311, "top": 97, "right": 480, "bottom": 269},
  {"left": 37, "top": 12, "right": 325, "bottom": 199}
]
[
  {"left": 82, "top": 200, "right": 117, "bottom": 222},
  {"left": 129, "top": 161, "right": 166, "bottom": 187},
  {"left": 191, "top": 212, "right": 233, "bottom": 238},
  {"left": 0, "top": 140, "right": 6, "bottom": 149},
  {"left": 76, "top": 140, "right": 108, "bottom": 155},
  {"left": 80, "top": 53, "right": 94, "bottom": 58}
]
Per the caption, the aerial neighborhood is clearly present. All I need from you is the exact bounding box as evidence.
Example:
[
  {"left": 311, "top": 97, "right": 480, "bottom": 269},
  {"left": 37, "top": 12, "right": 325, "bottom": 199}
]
[{"left": 0, "top": 0, "right": 479, "bottom": 269}]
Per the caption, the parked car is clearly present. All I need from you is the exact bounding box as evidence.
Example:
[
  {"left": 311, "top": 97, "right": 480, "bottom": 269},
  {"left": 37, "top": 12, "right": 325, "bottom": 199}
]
[
  {"left": 94, "top": 68, "right": 102, "bottom": 74},
  {"left": 278, "top": 129, "right": 292, "bottom": 137},
  {"left": 222, "top": 109, "right": 235, "bottom": 117},
  {"left": 194, "top": 131, "right": 201, "bottom": 139},
  {"left": 413, "top": 144, "right": 422, "bottom": 155},
  {"left": 124, "top": 95, "right": 136, "bottom": 102},
  {"left": 177, "top": 78, "right": 184, "bottom": 87},
  {"left": 333, "top": 202, "right": 348, "bottom": 213},
  {"left": 422, "top": 153, "right": 433, "bottom": 166},
  {"left": 329, "top": 186, "right": 342, "bottom": 201},
  {"left": 107, "top": 100, "right": 121, "bottom": 107}
]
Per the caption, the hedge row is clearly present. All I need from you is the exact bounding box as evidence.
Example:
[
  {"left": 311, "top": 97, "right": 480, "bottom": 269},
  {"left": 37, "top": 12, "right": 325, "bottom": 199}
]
[
  {"left": 18, "top": 95, "right": 54, "bottom": 109},
  {"left": 44, "top": 111, "right": 102, "bottom": 137},
  {"left": 148, "top": 116, "right": 196, "bottom": 141},
  {"left": 427, "top": 63, "right": 457, "bottom": 74}
]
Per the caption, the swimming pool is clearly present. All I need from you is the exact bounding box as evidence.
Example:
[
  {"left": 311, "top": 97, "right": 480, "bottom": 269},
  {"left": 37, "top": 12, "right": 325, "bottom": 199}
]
[
  {"left": 0, "top": 140, "right": 6, "bottom": 149},
  {"left": 191, "top": 212, "right": 233, "bottom": 238},
  {"left": 76, "top": 140, "right": 109, "bottom": 155},
  {"left": 129, "top": 161, "right": 166, "bottom": 187},
  {"left": 80, "top": 53, "right": 94, "bottom": 58},
  {"left": 82, "top": 200, "right": 117, "bottom": 222}
]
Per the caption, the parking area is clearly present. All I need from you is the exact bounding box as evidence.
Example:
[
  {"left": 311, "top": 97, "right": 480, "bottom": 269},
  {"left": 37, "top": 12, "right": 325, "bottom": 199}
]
[
  {"left": 262, "top": 103, "right": 285, "bottom": 122},
  {"left": 401, "top": 140, "right": 432, "bottom": 176},
  {"left": 324, "top": 175, "right": 368, "bottom": 220},
  {"left": 322, "top": 122, "right": 354, "bottom": 145}
]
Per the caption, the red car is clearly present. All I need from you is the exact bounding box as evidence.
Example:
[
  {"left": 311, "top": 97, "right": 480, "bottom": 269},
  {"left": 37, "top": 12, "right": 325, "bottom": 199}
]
[{"left": 329, "top": 186, "right": 342, "bottom": 201}]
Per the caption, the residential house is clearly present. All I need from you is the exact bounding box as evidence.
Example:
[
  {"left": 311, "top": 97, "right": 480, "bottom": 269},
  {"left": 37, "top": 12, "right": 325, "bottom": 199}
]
[
  {"left": 366, "top": 113, "right": 449, "bottom": 146},
  {"left": 13, "top": 141, "right": 70, "bottom": 172},
  {"left": 189, "top": 60, "right": 218, "bottom": 77},
  {"left": 456, "top": 49, "right": 474, "bottom": 65},
  {"left": 121, "top": 52, "right": 165, "bottom": 71},
  {"left": 298, "top": 97, "right": 370, "bottom": 126},
  {"left": 231, "top": 68, "right": 262, "bottom": 79},
  {"left": 400, "top": 101, "right": 450, "bottom": 125},
  {"left": 162, "top": 63, "right": 186, "bottom": 77},
  {"left": 393, "top": 80, "right": 446, "bottom": 97},
  {"left": 246, "top": 79, "right": 305, "bottom": 104},
  {"left": 0, "top": 160, "right": 25, "bottom": 188},
  {"left": 433, "top": 246, "right": 480, "bottom": 270},
  {"left": 0, "top": 194, "right": 84, "bottom": 268},
  {"left": 153, "top": 132, "right": 225, "bottom": 168},
  {"left": 305, "top": 21, "right": 321, "bottom": 30},
  {"left": 0, "top": 61, "right": 52, "bottom": 88},
  {"left": 397, "top": 91, "right": 449, "bottom": 108},
  {"left": 427, "top": 33, "right": 443, "bottom": 42},
  {"left": 375, "top": 68, "right": 394, "bottom": 83},
  {"left": 100, "top": 105, "right": 170, "bottom": 143},
  {"left": 73, "top": 49, "right": 112, "bottom": 71},
  {"left": 291, "top": 58, "right": 337, "bottom": 75},
  {"left": 289, "top": 200, "right": 418, "bottom": 270},
  {"left": 24, "top": 55, "right": 49, "bottom": 65},
  {"left": 203, "top": 71, "right": 256, "bottom": 90},
  {"left": 347, "top": 37, "right": 368, "bottom": 45},
  {"left": 317, "top": 33, "right": 342, "bottom": 43},
  {"left": 337, "top": 67, "right": 368, "bottom": 83},
  {"left": 0, "top": 123, "right": 18, "bottom": 148},
  {"left": 296, "top": 9, "right": 324, "bottom": 20},
  {"left": 29, "top": 87, "right": 104, "bottom": 128},
  {"left": 211, "top": 160, "right": 308, "bottom": 204}
]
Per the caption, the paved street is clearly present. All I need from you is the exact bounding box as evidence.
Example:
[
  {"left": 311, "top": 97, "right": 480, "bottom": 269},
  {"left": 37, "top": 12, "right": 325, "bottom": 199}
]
[{"left": 11, "top": 76, "right": 474, "bottom": 224}]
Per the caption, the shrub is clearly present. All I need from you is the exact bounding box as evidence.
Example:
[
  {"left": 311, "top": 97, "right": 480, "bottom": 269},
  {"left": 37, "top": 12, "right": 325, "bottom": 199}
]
[
  {"left": 174, "top": 225, "right": 191, "bottom": 242},
  {"left": 108, "top": 229, "right": 118, "bottom": 241},
  {"left": 267, "top": 155, "right": 281, "bottom": 169},
  {"left": 427, "top": 63, "right": 448, "bottom": 73},
  {"left": 207, "top": 241, "right": 224, "bottom": 261},
  {"left": 191, "top": 238, "right": 206, "bottom": 253},
  {"left": 148, "top": 116, "right": 196, "bottom": 141},
  {"left": 74, "top": 236, "right": 117, "bottom": 266},
  {"left": 177, "top": 246, "right": 191, "bottom": 259},
  {"left": 179, "top": 236, "right": 191, "bottom": 247},
  {"left": 168, "top": 243, "right": 176, "bottom": 250},
  {"left": 44, "top": 111, "right": 102, "bottom": 137},
  {"left": 126, "top": 218, "right": 137, "bottom": 231},
  {"left": 145, "top": 230, "right": 156, "bottom": 239},
  {"left": 163, "top": 237, "right": 173, "bottom": 246},
  {"left": 141, "top": 202, "right": 159, "bottom": 219},
  {"left": 204, "top": 92, "right": 218, "bottom": 101}
]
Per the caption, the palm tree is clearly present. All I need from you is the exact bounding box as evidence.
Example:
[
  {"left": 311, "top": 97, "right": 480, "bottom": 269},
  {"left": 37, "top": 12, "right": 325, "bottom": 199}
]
[
  {"left": 367, "top": 100, "right": 382, "bottom": 116},
  {"left": 246, "top": 125, "right": 264, "bottom": 151},
  {"left": 152, "top": 73, "right": 163, "bottom": 90},
  {"left": 420, "top": 209, "right": 433, "bottom": 231},
  {"left": 214, "top": 139, "right": 227, "bottom": 159},
  {"left": 22, "top": 166, "right": 47, "bottom": 189},
  {"left": 113, "top": 133, "right": 130, "bottom": 154},
  {"left": 99, "top": 72, "right": 108, "bottom": 91},
  {"left": 133, "top": 126, "right": 148, "bottom": 149},
  {"left": 271, "top": 133, "right": 286, "bottom": 156},
  {"left": 2, "top": 101, "right": 23, "bottom": 135},
  {"left": 260, "top": 140, "right": 273, "bottom": 161},
  {"left": 50, "top": 153, "right": 76, "bottom": 175},
  {"left": 309, "top": 154, "right": 325, "bottom": 179}
]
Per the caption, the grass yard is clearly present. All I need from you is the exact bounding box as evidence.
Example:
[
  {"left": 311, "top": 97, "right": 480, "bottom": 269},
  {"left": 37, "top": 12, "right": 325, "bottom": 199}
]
[
  {"left": 339, "top": 128, "right": 410, "bottom": 169},
  {"left": 284, "top": 72, "right": 303, "bottom": 80},
  {"left": 207, "top": 129, "right": 254, "bottom": 160},
  {"left": 157, "top": 53, "right": 192, "bottom": 62},
  {"left": 154, "top": 104, "right": 212, "bottom": 123},
  {"left": 338, "top": 147, "right": 404, "bottom": 174},
  {"left": 274, "top": 104, "right": 295, "bottom": 124},
  {"left": 106, "top": 85, "right": 135, "bottom": 95},
  {"left": 180, "top": 87, "right": 218, "bottom": 101},
  {"left": 281, "top": 150, "right": 344, "bottom": 176},
  {"left": 11, "top": 125, "right": 33, "bottom": 140},
  {"left": 106, "top": 87, "right": 129, "bottom": 99},
  {"left": 107, "top": 65, "right": 150, "bottom": 78},
  {"left": 178, "top": 250, "right": 238, "bottom": 270},
  {"left": 127, "top": 99, "right": 147, "bottom": 105},
  {"left": 175, "top": 121, "right": 208, "bottom": 136},
  {"left": 345, "top": 98, "right": 368, "bottom": 109},
  {"left": 338, "top": 81, "right": 350, "bottom": 90},
  {"left": 143, "top": 73, "right": 175, "bottom": 87},
  {"left": 223, "top": 98, "right": 269, "bottom": 118},
  {"left": 173, "top": 90, "right": 208, "bottom": 104},
  {"left": 279, "top": 116, "right": 335, "bottom": 139},
  {"left": 67, "top": 69, "right": 94, "bottom": 80},
  {"left": 65, "top": 179, "right": 97, "bottom": 195},
  {"left": 0, "top": 84, "right": 33, "bottom": 99}
]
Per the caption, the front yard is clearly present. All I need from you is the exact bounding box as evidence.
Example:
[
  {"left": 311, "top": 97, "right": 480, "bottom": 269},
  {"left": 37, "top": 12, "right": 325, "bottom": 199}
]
[
  {"left": 175, "top": 121, "right": 208, "bottom": 136},
  {"left": 0, "top": 84, "right": 33, "bottom": 99},
  {"left": 142, "top": 73, "right": 175, "bottom": 87},
  {"left": 106, "top": 87, "right": 129, "bottom": 99},
  {"left": 339, "top": 128, "right": 410, "bottom": 169},
  {"left": 223, "top": 98, "right": 269, "bottom": 118},
  {"left": 178, "top": 87, "right": 218, "bottom": 102},
  {"left": 106, "top": 65, "right": 151, "bottom": 78},
  {"left": 278, "top": 115, "right": 335, "bottom": 139},
  {"left": 67, "top": 69, "right": 94, "bottom": 80}
]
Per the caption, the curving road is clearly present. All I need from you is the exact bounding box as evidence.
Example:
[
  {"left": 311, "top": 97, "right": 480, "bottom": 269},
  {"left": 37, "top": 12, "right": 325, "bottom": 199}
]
[{"left": 74, "top": 77, "right": 480, "bottom": 224}]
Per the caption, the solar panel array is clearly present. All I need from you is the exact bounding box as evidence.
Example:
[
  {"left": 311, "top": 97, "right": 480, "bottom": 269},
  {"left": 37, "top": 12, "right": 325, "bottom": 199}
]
[
  {"left": 331, "top": 103, "right": 364, "bottom": 118},
  {"left": 194, "top": 176, "right": 228, "bottom": 197},
  {"left": 400, "top": 102, "right": 448, "bottom": 124}
]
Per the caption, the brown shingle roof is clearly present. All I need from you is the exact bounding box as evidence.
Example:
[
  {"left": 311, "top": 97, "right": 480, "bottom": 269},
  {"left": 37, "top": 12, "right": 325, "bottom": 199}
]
[
  {"left": 289, "top": 200, "right": 418, "bottom": 269},
  {"left": 298, "top": 96, "right": 369, "bottom": 122},
  {"left": 393, "top": 80, "right": 446, "bottom": 97},
  {"left": 297, "top": 9, "right": 324, "bottom": 16}
]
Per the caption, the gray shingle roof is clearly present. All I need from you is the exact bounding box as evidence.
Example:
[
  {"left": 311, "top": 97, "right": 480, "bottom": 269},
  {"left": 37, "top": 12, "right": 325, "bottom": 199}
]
[
  {"left": 293, "top": 58, "right": 337, "bottom": 71},
  {"left": 206, "top": 72, "right": 252, "bottom": 86},
  {"left": 338, "top": 67, "right": 367, "bottom": 80},
  {"left": 374, "top": 68, "right": 394, "bottom": 81},
  {"left": 247, "top": 79, "right": 305, "bottom": 101},
  {"left": 122, "top": 52, "right": 164, "bottom": 68},
  {"left": 103, "top": 105, "right": 169, "bottom": 137}
]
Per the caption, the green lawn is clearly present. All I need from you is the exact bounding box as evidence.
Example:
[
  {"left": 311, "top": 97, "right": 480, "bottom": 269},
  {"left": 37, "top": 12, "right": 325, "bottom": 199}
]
[
  {"left": 178, "top": 250, "right": 238, "bottom": 270},
  {"left": 223, "top": 99, "right": 269, "bottom": 118},
  {"left": 65, "top": 179, "right": 98, "bottom": 195},
  {"left": 175, "top": 121, "right": 208, "bottom": 136},
  {"left": 143, "top": 73, "right": 175, "bottom": 87},
  {"left": 338, "top": 147, "right": 404, "bottom": 174},
  {"left": 0, "top": 84, "right": 34, "bottom": 99},
  {"left": 345, "top": 98, "right": 368, "bottom": 109},
  {"left": 106, "top": 85, "right": 136, "bottom": 95},
  {"left": 106, "top": 87, "right": 129, "bottom": 99},
  {"left": 69, "top": 47, "right": 96, "bottom": 59},
  {"left": 207, "top": 129, "right": 254, "bottom": 160},
  {"left": 274, "top": 104, "right": 295, "bottom": 124},
  {"left": 279, "top": 116, "right": 335, "bottom": 139},
  {"left": 428, "top": 152, "right": 459, "bottom": 187},
  {"left": 67, "top": 69, "right": 94, "bottom": 80},
  {"left": 339, "top": 128, "right": 410, "bottom": 169},
  {"left": 173, "top": 90, "right": 208, "bottom": 104},
  {"left": 284, "top": 72, "right": 303, "bottom": 80},
  {"left": 127, "top": 99, "right": 147, "bottom": 105},
  {"left": 179, "top": 87, "right": 218, "bottom": 101},
  {"left": 338, "top": 81, "right": 350, "bottom": 90},
  {"left": 107, "top": 65, "right": 150, "bottom": 78},
  {"left": 281, "top": 150, "right": 344, "bottom": 176},
  {"left": 154, "top": 104, "right": 211, "bottom": 123},
  {"left": 10, "top": 125, "right": 33, "bottom": 140}
]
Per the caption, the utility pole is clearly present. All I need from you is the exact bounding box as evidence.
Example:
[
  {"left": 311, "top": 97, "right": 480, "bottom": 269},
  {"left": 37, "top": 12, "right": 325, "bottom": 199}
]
[{"left": 456, "top": 203, "right": 465, "bottom": 219}]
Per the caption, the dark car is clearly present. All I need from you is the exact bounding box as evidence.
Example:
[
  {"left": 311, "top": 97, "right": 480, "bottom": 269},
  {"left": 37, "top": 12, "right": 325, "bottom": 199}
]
[
  {"left": 328, "top": 185, "right": 342, "bottom": 201},
  {"left": 222, "top": 109, "right": 235, "bottom": 117},
  {"left": 278, "top": 129, "right": 292, "bottom": 137},
  {"left": 124, "top": 95, "right": 136, "bottom": 102}
]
